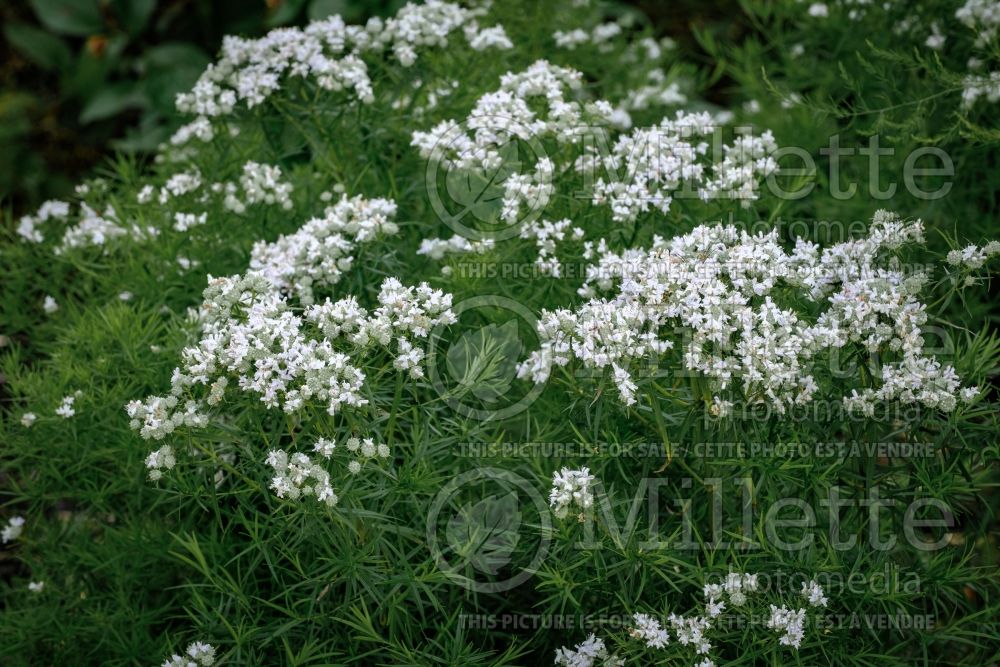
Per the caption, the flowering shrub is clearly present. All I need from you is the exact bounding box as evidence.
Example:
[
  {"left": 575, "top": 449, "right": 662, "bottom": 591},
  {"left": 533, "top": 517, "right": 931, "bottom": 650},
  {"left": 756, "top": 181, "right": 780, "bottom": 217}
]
[{"left": 1, "top": 1, "right": 999, "bottom": 665}]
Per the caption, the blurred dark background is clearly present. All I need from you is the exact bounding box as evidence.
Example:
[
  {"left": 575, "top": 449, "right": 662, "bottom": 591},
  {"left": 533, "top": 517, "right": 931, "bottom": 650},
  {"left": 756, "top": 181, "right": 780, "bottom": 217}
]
[{"left": 0, "top": 0, "right": 741, "bottom": 217}]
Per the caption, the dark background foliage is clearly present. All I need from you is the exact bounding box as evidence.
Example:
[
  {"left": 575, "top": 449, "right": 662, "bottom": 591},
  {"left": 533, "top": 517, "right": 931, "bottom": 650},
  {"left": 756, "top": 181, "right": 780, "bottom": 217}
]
[{"left": 0, "top": 0, "right": 740, "bottom": 217}]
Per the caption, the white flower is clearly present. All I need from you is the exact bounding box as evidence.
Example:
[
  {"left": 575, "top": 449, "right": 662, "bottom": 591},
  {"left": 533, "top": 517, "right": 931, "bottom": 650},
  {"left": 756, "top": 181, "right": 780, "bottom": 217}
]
[
  {"left": 146, "top": 445, "right": 177, "bottom": 481},
  {"left": 56, "top": 393, "right": 79, "bottom": 419},
  {"left": 2, "top": 516, "right": 25, "bottom": 543},
  {"left": 162, "top": 641, "right": 216, "bottom": 667},
  {"left": 669, "top": 613, "right": 713, "bottom": 654},
  {"left": 173, "top": 212, "right": 208, "bottom": 232},
  {"left": 43, "top": 295, "right": 59, "bottom": 314},
  {"left": 549, "top": 467, "right": 596, "bottom": 519},
  {"left": 266, "top": 449, "right": 338, "bottom": 507},
  {"left": 467, "top": 24, "right": 513, "bottom": 51},
  {"left": 766, "top": 605, "right": 807, "bottom": 648},
  {"left": 249, "top": 194, "right": 399, "bottom": 304},
  {"left": 807, "top": 3, "right": 829, "bottom": 18},
  {"left": 553, "top": 634, "right": 623, "bottom": 667},
  {"left": 28, "top": 581, "right": 45, "bottom": 593},
  {"left": 313, "top": 437, "right": 337, "bottom": 458},
  {"left": 925, "top": 22, "right": 946, "bottom": 50},
  {"left": 629, "top": 612, "right": 670, "bottom": 648},
  {"left": 238, "top": 161, "right": 294, "bottom": 210},
  {"left": 521, "top": 211, "right": 974, "bottom": 416},
  {"left": 20, "top": 412, "right": 37, "bottom": 428},
  {"left": 801, "top": 579, "right": 828, "bottom": 607}
]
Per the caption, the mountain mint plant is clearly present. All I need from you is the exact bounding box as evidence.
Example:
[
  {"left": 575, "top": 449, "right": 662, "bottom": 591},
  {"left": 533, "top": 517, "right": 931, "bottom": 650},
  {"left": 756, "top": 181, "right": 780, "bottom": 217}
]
[{"left": 2, "top": 1, "right": 999, "bottom": 665}]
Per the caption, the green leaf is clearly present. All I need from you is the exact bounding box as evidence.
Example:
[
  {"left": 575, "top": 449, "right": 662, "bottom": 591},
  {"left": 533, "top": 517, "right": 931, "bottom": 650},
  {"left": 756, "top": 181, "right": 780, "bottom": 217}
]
[
  {"left": 3, "top": 23, "right": 72, "bottom": 71},
  {"left": 79, "top": 84, "right": 148, "bottom": 124},
  {"left": 445, "top": 320, "right": 523, "bottom": 404},
  {"left": 143, "top": 42, "right": 209, "bottom": 70},
  {"left": 28, "top": 0, "right": 104, "bottom": 36},
  {"left": 142, "top": 43, "right": 210, "bottom": 114},
  {"left": 110, "top": 0, "right": 157, "bottom": 35},
  {"left": 445, "top": 492, "right": 521, "bottom": 575}
]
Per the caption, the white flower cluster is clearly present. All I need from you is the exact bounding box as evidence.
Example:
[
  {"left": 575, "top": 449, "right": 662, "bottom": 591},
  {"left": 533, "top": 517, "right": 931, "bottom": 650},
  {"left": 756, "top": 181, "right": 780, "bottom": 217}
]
[
  {"left": 957, "top": 0, "right": 1000, "bottom": 44},
  {"left": 417, "top": 235, "right": 495, "bottom": 262},
  {"left": 1, "top": 516, "right": 25, "bottom": 543},
  {"left": 553, "top": 22, "right": 623, "bottom": 51},
  {"left": 618, "top": 69, "right": 688, "bottom": 115},
  {"left": 520, "top": 211, "right": 980, "bottom": 416},
  {"left": 266, "top": 449, "right": 338, "bottom": 507},
  {"left": 413, "top": 60, "right": 612, "bottom": 166},
  {"left": 703, "top": 572, "right": 760, "bottom": 613},
  {"left": 307, "top": 277, "right": 457, "bottom": 379},
  {"left": 57, "top": 204, "right": 156, "bottom": 254},
  {"left": 173, "top": 212, "right": 208, "bottom": 232},
  {"left": 43, "top": 295, "right": 59, "bottom": 314},
  {"left": 159, "top": 169, "right": 203, "bottom": 203},
  {"left": 235, "top": 161, "right": 294, "bottom": 211},
  {"left": 520, "top": 218, "right": 584, "bottom": 277},
  {"left": 56, "top": 391, "right": 81, "bottom": 418},
  {"left": 16, "top": 200, "right": 70, "bottom": 243},
  {"left": 765, "top": 582, "right": 826, "bottom": 648},
  {"left": 553, "top": 634, "right": 623, "bottom": 667},
  {"left": 162, "top": 641, "right": 216, "bottom": 667},
  {"left": 961, "top": 71, "right": 1000, "bottom": 107},
  {"left": 169, "top": 116, "right": 215, "bottom": 146},
  {"left": 128, "top": 272, "right": 454, "bottom": 441},
  {"left": 145, "top": 444, "right": 177, "bottom": 481},
  {"left": 578, "top": 112, "right": 778, "bottom": 223},
  {"left": 629, "top": 613, "right": 670, "bottom": 648},
  {"left": 344, "top": 436, "right": 391, "bottom": 473},
  {"left": 946, "top": 240, "right": 1000, "bottom": 268},
  {"left": 465, "top": 23, "right": 513, "bottom": 51},
  {"left": 549, "top": 467, "right": 595, "bottom": 519},
  {"left": 21, "top": 412, "right": 37, "bottom": 427},
  {"left": 765, "top": 606, "right": 807, "bottom": 648},
  {"left": 626, "top": 572, "right": 826, "bottom": 660},
  {"left": 175, "top": 1, "right": 509, "bottom": 120},
  {"left": 800, "top": 579, "right": 829, "bottom": 607},
  {"left": 248, "top": 194, "right": 399, "bottom": 304},
  {"left": 411, "top": 61, "right": 616, "bottom": 225}
]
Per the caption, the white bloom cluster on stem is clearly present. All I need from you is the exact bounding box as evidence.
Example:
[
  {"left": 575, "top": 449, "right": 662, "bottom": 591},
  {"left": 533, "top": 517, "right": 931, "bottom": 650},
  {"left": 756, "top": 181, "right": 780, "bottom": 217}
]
[
  {"left": 417, "top": 235, "right": 494, "bottom": 261},
  {"left": 1, "top": 516, "right": 25, "bottom": 543},
  {"left": 127, "top": 272, "right": 453, "bottom": 440},
  {"left": 161, "top": 641, "right": 216, "bottom": 667},
  {"left": 549, "top": 467, "right": 595, "bottom": 519},
  {"left": 624, "top": 571, "right": 826, "bottom": 660},
  {"left": 578, "top": 112, "right": 778, "bottom": 223},
  {"left": 520, "top": 218, "right": 584, "bottom": 277},
  {"left": 175, "top": 1, "right": 510, "bottom": 118},
  {"left": 553, "top": 21, "right": 623, "bottom": 52},
  {"left": 248, "top": 194, "right": 399, "bottom": 304},
  {"left": 520, "top": 211, "right": 982, "bottom": 416},
  {"left": 266, "top": 449, "right": 338, "bottom": 507},
  {"left": 17, "top": 200, "right": 70, "bottom": 243},
  {"left": 553, "top": 633, "right": 623, "bottom": 667},
  {"left": 412, "top": 61, "right": 616, "bottom": 226},
  {"left": 946, "top": 241, "right": 1000, "bottom": 268},
  {"left": 957, "top": 0, "right": 1000, "bottom": 44},
  {"left": 765, "top": 605, "right": 807, "bottom": 648}
]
